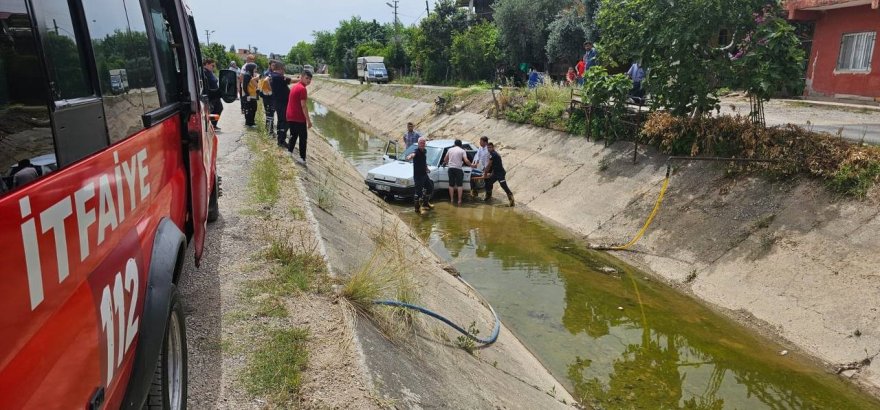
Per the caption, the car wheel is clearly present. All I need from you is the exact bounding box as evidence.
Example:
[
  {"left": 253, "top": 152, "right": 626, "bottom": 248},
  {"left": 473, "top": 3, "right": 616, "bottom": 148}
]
[
  {"left": 207, "top": 174, "right": 220, "bottom": 223},
  {"left": 144, "top": 287, "right": 187, "bottom": 410}
]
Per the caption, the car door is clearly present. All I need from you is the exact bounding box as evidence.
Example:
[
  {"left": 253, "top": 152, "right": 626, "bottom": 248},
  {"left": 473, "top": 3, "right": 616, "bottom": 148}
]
[
  {"left": 383, "top": 140, "right": 399, "bottom": 163},
  {"left": 435, "top": 147, "right": 451, "bottom": 189}
]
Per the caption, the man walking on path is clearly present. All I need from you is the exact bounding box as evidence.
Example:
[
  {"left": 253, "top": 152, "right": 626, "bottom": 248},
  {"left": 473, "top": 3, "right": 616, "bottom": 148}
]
[
  {"left": 406, "top": 137, "right": 433, "bottom": 215},
  {"left": 471, "top": 136, "right": 490, "bottom": 198},
  {"left": 485, "top": 142, "right": 515, "bottom": 207},
  {"left": 403, "top": 122, "right": 421, "bottom": 149},
  {"left": 202, "top": 58, "right": 223, "bottom": 130},
  {"left": 269, "top": 61, "right": 292, "bottom": 148},
  {"left": 286, "top": 70, "right": 313, "bottom": 165},
  {"left": 443, "top": 139, "right": 473, "bottom": 206}
]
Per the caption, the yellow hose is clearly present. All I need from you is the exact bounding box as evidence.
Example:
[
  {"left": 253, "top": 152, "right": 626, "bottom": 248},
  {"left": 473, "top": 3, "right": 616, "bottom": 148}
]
[{"left": 610, "top": 176, "right": 670, "bottom": 251}]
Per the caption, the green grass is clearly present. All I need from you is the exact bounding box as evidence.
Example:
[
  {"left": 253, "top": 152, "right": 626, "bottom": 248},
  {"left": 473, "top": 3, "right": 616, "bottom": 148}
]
[
  {"left": 247, "top": 136, "right": 280, "bottom": 205},
  {"left": 254, "top": 295, "right": 289, "bottom": 318},
  {"left": 316, "top": 178, "right": 337, "bottom": 212},
  {"left": 827, "top": 162, "right": 880, "bottom": 198},
  {"left": 261, "top": 233, "right": 328, "bottom": 294},
  {"left": 244, "top": 327, "right": 309, "bottom": 404}
]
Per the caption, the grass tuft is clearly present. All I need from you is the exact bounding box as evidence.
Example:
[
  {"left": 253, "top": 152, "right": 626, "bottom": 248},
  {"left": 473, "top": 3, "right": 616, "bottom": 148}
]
[{"left": 244, "top": 327, "right": 309, "bottom": 405}]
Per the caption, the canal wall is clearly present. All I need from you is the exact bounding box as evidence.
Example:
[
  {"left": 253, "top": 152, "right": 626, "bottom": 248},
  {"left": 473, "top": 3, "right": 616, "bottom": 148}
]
[
  {"left": 295, "top": 124, "right": 576, "bottom": 407},
  {"left": 310, "top": 79, "right": 880, "bottom": 394}
]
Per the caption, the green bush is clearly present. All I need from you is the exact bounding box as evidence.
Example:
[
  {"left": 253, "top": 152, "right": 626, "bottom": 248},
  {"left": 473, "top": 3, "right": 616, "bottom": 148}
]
[
  {"left": 531, "top": 102, "right": 567, "bottom": 129},
  {"left": 827, "top": 161, "right": 880, "bottom": 198},
  {"left": 505, "top": 100, "right": 539, "bottom": 123}
]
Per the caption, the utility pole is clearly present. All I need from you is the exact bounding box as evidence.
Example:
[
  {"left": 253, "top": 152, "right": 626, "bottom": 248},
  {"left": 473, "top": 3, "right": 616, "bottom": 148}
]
[
  {"left": 386, "top": 0, "right": 399, "bottom": 27},
  {"left": 425, "top": 0, "right": 430, "bottom": 15},
  {"left": 204, "top": 29, "right": 215, "bottom": 45}
]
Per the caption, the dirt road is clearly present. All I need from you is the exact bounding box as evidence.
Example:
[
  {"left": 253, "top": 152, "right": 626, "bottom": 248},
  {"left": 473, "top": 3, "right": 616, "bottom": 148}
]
[{"left": 178, "top": 102, "right": 375, "bottom": 409}]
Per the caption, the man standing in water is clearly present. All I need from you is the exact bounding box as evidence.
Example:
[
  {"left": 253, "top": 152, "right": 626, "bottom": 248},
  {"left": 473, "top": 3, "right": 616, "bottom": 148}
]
[
  {"left": 485, "top": 142, "right": 515, "bottom": 207},
  {"left": 443, "top": 139, "right": 473, "bottom": 206},
  {"left": 406, "top": 137, "right": 433, "bottom": 214},
  {"left": 471, "top": 136, "right": 490, "bottom": 199}
]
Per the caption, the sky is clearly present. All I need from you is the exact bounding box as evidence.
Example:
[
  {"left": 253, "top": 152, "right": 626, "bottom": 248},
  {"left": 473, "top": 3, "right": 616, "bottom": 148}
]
[{"left": 186, "top": 0, "right": 432, "bottom": 56}]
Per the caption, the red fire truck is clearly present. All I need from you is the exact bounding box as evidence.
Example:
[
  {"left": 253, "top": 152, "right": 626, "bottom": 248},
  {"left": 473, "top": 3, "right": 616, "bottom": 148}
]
[{"left": 0, "top": 0, "right": 227, "bottom": 408}]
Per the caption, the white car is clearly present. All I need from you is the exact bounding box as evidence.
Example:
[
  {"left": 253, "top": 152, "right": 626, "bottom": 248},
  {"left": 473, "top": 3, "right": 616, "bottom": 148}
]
[{"left": 365, "top": 139, "right": 484, "bottom": 200}]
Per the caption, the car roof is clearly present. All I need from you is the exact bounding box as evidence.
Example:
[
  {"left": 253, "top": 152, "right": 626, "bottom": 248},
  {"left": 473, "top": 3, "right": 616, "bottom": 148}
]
[{"left": 426, "top": 139, "right": 475, "bottom": 148}]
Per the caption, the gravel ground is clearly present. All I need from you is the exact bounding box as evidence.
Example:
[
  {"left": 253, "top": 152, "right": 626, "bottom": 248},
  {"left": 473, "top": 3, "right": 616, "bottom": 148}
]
[{"left": 179, "top": 102, "right": 376, "bottom": 409}]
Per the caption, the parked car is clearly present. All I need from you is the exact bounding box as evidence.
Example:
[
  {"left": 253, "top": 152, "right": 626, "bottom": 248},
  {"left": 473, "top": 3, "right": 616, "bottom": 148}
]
[{"left": 365, "top": 139, "right": 484, "bottom": 200}]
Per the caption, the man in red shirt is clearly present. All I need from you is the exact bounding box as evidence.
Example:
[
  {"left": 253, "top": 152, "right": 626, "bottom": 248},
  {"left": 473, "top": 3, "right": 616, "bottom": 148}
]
[{"left": 286, "top": 70, "right": 313, "bottom": 164}]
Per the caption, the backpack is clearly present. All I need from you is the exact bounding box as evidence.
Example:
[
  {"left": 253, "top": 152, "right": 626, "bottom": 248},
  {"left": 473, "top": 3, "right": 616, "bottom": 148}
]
[{"left": 258, "top": 75, "right": 272, "bottom": 96}]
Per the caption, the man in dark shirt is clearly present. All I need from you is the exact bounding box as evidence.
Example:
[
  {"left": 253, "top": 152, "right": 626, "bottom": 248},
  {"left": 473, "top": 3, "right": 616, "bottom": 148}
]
[
  {"left": 268, "top": 61, "right": 291, "bottom": 148},
  {"left": 485, "top": 142, "right": 515, "bottom": 206},
  {"left": 406, "top": 137, "right": 433, "bottom": 214},
  {"left": 202, "top": 58, "right": 222, "bottom": 130}
]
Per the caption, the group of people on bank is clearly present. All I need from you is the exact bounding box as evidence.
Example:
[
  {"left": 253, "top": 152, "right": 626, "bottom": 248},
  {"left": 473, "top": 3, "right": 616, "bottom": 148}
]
[
  {"left": 403, "top": 125, "right": 514, "bottom": 215},
  {"left": 202, "top": 54, "right": 314, "bottom": 166}
]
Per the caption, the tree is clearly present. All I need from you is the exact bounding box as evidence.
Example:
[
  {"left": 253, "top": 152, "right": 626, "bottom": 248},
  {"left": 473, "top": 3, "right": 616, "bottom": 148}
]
[
  {"left": 731, "top": 5, "right": 805, "bottom": 124},
  {"left": 286, "top": 41, "right": 314, "bottom": 65},
  {"left": 450, "top": 22, "right": 502, "bottom": 82},
  {"left": 228, "top": 44, "right": 235, "bottom": 53},
  {"left": 312, "top": 30, "right": 334, "bottom": 65},
  {"left": 331, "top": 17, "right": 387, "bottom": 77},
  {"left": 494, "top": 0, "right": 566, "bottom": 70},
  {"left": 202, "top": 42, "right": 230, "bottom": 68},
  {"left": 596, "top": 0, "right": 796, "bottom": 117},
  {"left": 545, "top": 2, "right": 598, "bottom": 66},
  {"left": 409, "top": 0, "right": 468, "bottom": 83}
]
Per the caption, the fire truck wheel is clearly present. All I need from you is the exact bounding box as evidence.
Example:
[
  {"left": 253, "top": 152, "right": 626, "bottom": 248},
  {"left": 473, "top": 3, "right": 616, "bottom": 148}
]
[
  {"left": 207, "top": 174, "right": 220, "bottom": 223},
  {"left": 144, "top": 287, "right": 187, "bottom": 410}
]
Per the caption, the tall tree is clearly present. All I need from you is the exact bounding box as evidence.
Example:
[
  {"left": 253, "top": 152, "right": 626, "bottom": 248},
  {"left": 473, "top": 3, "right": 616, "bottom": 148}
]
[
  {"left": 597, "top": 0, "right": 796, "bottom": 116},
  {"left": 450, "top": 21, "right": 502, "bottom": 82},
  {"left": 494, "top": 0, "right": 566, "bottom": 70},
  {"left": 286, "top": 41, "right": 314, "bottom": 65},
  {"left": 410, "top": 0, "right": 468, "bottom": 83}
]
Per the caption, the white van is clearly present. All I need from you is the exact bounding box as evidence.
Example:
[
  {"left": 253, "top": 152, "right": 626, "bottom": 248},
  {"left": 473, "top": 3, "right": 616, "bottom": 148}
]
[{"left": 357, "top": 56, "right": 388, "bottom": 84}]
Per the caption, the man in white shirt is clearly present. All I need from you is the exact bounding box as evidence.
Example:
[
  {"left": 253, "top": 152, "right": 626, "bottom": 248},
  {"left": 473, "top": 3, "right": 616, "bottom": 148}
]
[
  {"left": 443, "top": 139, "right": 473, "bottom": 206},
  {"left": 471, "top": 136, "right": 490, "bottom": 199}
]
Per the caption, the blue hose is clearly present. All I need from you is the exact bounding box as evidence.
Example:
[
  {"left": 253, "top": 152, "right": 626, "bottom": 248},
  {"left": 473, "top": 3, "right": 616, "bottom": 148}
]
[{"left": 372, "top": 278, "right": 501, "bottom": 345}]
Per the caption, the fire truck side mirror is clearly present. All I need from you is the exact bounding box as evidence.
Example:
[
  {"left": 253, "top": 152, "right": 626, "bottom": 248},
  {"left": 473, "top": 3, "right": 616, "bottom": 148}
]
[{"left": 218, "top": 69, "right": 238, "bottom": 103}]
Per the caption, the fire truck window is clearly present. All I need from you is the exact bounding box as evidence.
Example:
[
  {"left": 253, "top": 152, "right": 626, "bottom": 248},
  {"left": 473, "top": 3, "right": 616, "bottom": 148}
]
[
  {"left": 81, "top": 0, "right": 160, "bottom": 143},
  {"left": 145, "top": 0, "right": 181, "bottom": 105},
  {"left": 0, "top": 0, "right": 55, "bottom": 196},
  {"left": 30, "top": 1, "right": 91, "bottom": 100}
]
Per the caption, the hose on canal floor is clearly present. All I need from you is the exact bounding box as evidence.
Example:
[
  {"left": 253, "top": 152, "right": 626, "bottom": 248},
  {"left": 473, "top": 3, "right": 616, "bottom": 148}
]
[{"left": 373, "top": 276, "right": 501, "bottom": 345}]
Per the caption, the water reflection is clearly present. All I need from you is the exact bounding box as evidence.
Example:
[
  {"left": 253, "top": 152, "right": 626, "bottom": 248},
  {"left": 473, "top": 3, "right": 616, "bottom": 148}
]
[{"left": 311, "top": 101, "right": 880, "bottom": 409}]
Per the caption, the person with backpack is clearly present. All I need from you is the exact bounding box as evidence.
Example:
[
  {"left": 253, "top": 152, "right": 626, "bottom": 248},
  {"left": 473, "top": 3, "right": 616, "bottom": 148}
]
[
  {"left": 240, "top": 56, "right": 259, "bottom": 127},
  {"left": 258, "top": 65, "right": 275, "bottom": 133}
]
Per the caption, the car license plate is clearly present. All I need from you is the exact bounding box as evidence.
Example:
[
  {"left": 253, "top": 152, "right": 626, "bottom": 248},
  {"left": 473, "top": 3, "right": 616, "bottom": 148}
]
[{"left": 376, "top": 185, "right": 390, "bottom": 192}]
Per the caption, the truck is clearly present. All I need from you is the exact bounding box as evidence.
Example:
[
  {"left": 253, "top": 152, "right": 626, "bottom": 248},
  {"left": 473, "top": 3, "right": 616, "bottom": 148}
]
[
  {"left": 0, "top": 0, "right": 229, "bottom": 408},
  {"left": 356, "top": 56, "right": 389, "bottom": 84}
]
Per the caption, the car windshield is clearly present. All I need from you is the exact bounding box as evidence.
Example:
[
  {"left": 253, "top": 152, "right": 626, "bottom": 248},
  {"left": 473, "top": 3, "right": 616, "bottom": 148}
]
[
  {"left": 401, "top": 145, "right": 443, "bottom": 166},
  {"left": 367, "top": 63, "right": 385, "bottom": 70}
]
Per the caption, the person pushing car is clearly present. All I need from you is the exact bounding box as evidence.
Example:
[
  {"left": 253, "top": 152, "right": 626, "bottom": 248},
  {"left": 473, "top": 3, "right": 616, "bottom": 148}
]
[
  {"left": 443, "top": 139, "right": 473, "bottom": 206},
  {"left": 406, "top": 137, "right": 434, "bottom": 214}
]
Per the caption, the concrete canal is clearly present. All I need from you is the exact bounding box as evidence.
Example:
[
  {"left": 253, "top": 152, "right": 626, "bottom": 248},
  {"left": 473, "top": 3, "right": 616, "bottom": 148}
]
[{"left": 310, "top": 101, "right": 880, "bottom": 408}]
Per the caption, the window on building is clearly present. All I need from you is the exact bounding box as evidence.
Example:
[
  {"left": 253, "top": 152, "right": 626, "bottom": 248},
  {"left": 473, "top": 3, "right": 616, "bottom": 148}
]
[
  {"left": 837, "top": 32, "right": 876, "bottom": 72},
  {"left": 82, "top": 0, "right": 161, "bottom": 143},
  {"left": 0, "top": 0, "right": 55, "bottom": 196}
]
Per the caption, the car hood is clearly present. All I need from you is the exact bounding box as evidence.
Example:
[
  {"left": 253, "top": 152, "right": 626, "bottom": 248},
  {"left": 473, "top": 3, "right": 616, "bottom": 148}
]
[{"left": 367, "top": 161, "right": 414, "bottom": 182}]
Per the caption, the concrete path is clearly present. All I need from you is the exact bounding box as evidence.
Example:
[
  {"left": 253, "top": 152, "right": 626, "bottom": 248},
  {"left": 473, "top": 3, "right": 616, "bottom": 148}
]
[{"left": 718, "top": 96, "right": 880, "bottom": 145}]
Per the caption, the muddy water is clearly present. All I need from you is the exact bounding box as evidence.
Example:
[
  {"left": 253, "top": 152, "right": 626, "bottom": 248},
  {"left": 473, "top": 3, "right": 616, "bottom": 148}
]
[{"left": 311, "top": 101, "right": 880, "bottom": 409}]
